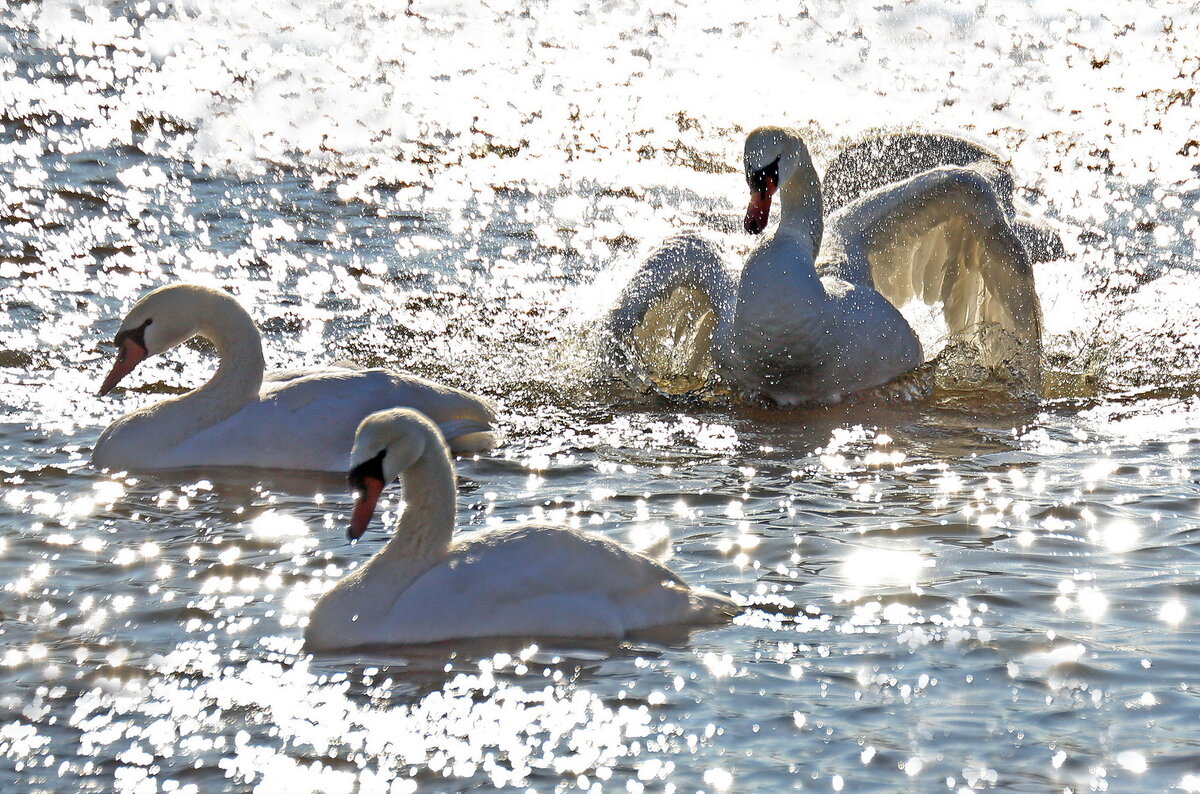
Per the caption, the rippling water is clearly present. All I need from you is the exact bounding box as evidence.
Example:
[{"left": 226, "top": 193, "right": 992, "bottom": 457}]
[{"left": 3, "top": 1, "right": 1200, "bottom": 791}]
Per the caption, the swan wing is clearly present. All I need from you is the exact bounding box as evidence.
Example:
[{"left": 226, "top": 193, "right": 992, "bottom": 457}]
[
  {"left": 830, "top": 164, "right": 1043, "bottom": 385},
  {"left": 269, "top": 368, "right": 495, "bottom": 449},
  {"left": 603, "top": 232, "right": 736, "bottom": 395},
  {"left": 385, "top": 525, "right": 721, "bottom": 641},
  {"left": 824, "top": 133, "right": 1063, "bottom": 263},
  {"left": 264, "top": 360, "right": 363, "bottom": 383},
  {"left": 160, "top": 369, "right": 494, "bottom": 470},
  {"left": 262, "top": 367, "right": 322, "bottom": 384},
  {"left": 824, "top": 133, "right": 1009, "bottom": 213},
  {"left": 263, "top": 368, "right": 494, "bottom": 427}
]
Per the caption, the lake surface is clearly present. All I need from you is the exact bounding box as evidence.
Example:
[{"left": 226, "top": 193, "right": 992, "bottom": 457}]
[{"left": 3, "top": 1, "right": 1200, "bottom": 791}]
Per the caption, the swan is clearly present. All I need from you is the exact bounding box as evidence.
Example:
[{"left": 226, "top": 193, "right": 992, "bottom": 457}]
[
  {"left": 93, "top": 284, "right": 496, "bottom": 472},
  {"left": 304, "top": 408, "right": 734, "bottom": 649},
  {"left": 605, "top": 126, "right": 1046, "bottom": 405}
]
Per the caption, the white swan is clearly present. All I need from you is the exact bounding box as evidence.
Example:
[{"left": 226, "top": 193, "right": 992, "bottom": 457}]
[
  {"left": 605, "top": 126, "right": 1046, "bottom": 405},
  {"left": 304, "top": 408, "right": 734, "bottom": 649},
  {"left": 93, "top": 284, "right": 496, "bottom": 472}
]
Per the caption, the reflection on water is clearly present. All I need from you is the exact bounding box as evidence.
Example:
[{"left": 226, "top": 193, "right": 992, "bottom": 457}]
[{"left": 3, "top": 0, "right": 1200, "bottom": 792}]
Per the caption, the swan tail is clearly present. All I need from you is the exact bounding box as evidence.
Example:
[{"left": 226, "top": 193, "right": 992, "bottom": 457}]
[
  {"left": 437, "top": 419, "right": 496, "bottom": 453},
  {"left": 688, "top": 587, "right": 740, "bottom": 624}
]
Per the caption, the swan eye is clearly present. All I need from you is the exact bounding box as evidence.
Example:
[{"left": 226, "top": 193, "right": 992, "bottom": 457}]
[
  {"left": 113, "top": 318, "right": 153, "bottom": 360},
  {"left": 748, "top": 157, "right": 780, "bottom": 196},
  {"left": 347, "top": 448, "right": 386, "bottom": 493}
]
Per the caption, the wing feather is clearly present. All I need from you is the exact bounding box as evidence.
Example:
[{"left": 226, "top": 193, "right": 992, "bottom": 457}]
[
  {"left": 161, "top": 369, "right": 494, "bottom": 470},
  {"left": 603, "top": 232, "right": 735, "bottom": 395},
  {"left": 824, "top": 132, "right": 1063, "bottom": 263},
  {"left": 390, "top": 526, "right": 698, "bottom": 640},
  {"left": 828, "top": 164, "right": 1042, "bottom": 385}
]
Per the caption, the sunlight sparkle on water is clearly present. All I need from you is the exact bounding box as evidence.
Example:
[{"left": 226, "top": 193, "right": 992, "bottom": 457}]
[
  {"left": 1092, "top": 520, "right": 1139, "bottom": 552},
  {"left": 1160, "top": 599, "right": 1186, "bottom": 625},
  {"left": 627, "top": 522, "right": 671, "bottom": 556},
  {"left": 249, "top": 510, "right": 310, "bottom": 539},
  {"left": 3, "top": 0, "right": 1200, "bottom": 791},
  {"left": 841, "top": 548, "right": 930, "bottom": 587},
  {"left": 113, "top": 641, "right": 666, "bottom": 792},
  {"left": 703, "top": 767, "right": 734, "bottom": 791},
  {"left": 1117, "top": 750, "right": 1148, "bottom": 774}
]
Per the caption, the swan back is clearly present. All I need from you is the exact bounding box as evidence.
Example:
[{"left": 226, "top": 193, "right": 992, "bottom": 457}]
[{"left": 361, "top": 524, "right": 731, "bottom": 644}]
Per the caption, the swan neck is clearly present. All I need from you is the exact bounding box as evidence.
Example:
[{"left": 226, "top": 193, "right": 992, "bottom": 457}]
[
  {"left": 778, "top": 145, "right": 824, "bottom": 256},
  {"left": 382, "top": 445, "right": 458, "bottom": 564},
  {"left": 197, "top": 297, "right": 265, "bottom": 402}
]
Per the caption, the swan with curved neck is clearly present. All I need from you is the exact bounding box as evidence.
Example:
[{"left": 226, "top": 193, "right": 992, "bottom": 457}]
[
  {"left": 304, "top": 408, "right": 734, "bottom": 650},
  {"left": 93, "top": 284, "right": 496, "bottom": 472},
  {"left": 608, "top": 126, "right": 1043, "bottom": 405}
]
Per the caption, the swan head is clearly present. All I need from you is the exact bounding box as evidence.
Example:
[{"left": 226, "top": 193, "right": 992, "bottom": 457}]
[
  {"left": 743, "top": 126, "right": 807, "bottom": 234},
  {"left": 98, "top": 284, "right": 230, "bottom": 396},
  {"left": 346, "top": 408, "right": 442, "bottom": 541}
]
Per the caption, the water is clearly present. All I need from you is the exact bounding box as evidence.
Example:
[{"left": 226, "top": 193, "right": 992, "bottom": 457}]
[{"left": 2, "top": 1, "right": 1200, "bottom": 791}]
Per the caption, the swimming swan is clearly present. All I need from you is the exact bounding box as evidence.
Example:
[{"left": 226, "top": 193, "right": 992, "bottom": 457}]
[
  {"left": 304, "top": 408, "right": 734, "bottom": 649},
  {"left": 93, "top": 284, "right": 495, "bottom": 472},
  {"left": 606, "top": 127, "right": 1046, "bottom": 405}
]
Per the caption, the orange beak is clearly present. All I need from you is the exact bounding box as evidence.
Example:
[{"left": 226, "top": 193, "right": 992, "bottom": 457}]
[
  {"left": 347, "top": 476, "right": 385, "bottom": 541},
  {"left": 744, "top": 179, "right": 777, "bottom": 235},
  {"left": 98, "top": 337, "right": 148, "bottom": 397}
]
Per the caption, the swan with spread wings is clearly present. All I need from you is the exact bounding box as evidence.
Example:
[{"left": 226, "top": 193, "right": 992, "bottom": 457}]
[{"left": 605, "top": 126, "right": 1050, "bottom": 406}]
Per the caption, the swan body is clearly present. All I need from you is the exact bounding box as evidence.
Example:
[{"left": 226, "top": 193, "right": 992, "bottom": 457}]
[
  {"left": 605, "top": 127, "right": 1047, "bottom": 405},
  {"left": 92, "top": 284, "right": 495, "bottom": 472},
  {"left": 304, "top": 408, "right": 734, "bottom": 650}
]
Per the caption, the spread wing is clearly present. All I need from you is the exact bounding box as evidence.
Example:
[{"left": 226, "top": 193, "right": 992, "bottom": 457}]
[
  {"left": 824, "top": 133, "right": 1063, "bottom": 263},
  {"left": 828, "top": 164, "right": 1043, "bottom": 389},
  {"left": 824, "top": 132, "right": 1008, "bottom": 212},
  {"left": 602, "top": 232, "right": 736, "bottom": 395}
]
